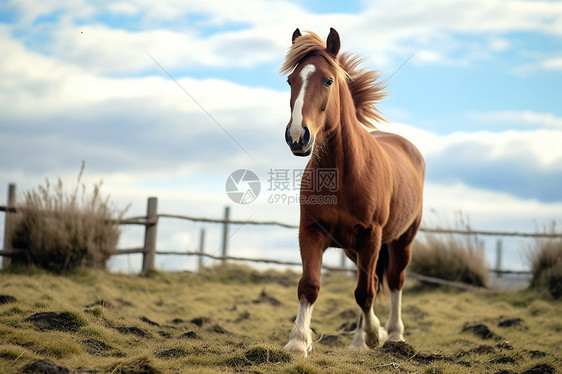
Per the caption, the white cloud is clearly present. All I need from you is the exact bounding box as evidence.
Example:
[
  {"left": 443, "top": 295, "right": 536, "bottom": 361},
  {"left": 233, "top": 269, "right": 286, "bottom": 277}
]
[
  {"left": 0, "top": 27, "right": 287, "bottom": 117},
  {"left": 423, "top": 181, "right": 562, "bottom": 226},
  {"left": 373, "top": 0, "right": 562, "bottom": 35},
  {"left": 540, "top": 56, "right": 562, "bottom": 70},
  {"left": 47, "top": 24, "right": 270, "bottom": 74},
  {"left": 100, "top": 0, "right": 306, "bottom": 26},
  {"left": 515, "top": 56, "right": 562, "bottom": 73},
  {"left": 488, "top": 37, "right": 510, "bottom": 52},
  {"left": 378, "top": 121, "right": 562, "bottom": 202},
  {"left": 5, "top": 0, "right": 562, "bottom": 75},
  {"left": 340, "top": 0, "right": 562, "bottom": 67},
  {"left": 5, "top": 0, "right": 95, "bottom": 25},
  {"left": 414, "top": 50, "right": 446, "bottom": 64},
  {"left": 474, "top": 111, "right": 562, "bottom": 130},
  {"left": 0, "top": 29, "right": 287, "bottom": 186},
  {"left": 3, "top": 0, "right": 329, "bottom": 74},
  {"left": 380, "top": 120, "right": 562, "bottom": 166}
]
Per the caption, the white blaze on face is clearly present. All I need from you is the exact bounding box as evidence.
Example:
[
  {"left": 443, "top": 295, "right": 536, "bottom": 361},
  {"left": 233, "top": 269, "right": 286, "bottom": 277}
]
[{"left": 289, "top": 64, "right": 316, "bottom": 143}]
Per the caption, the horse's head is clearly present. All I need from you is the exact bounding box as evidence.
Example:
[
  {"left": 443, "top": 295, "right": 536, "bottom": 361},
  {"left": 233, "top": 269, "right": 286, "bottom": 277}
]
[{"left": 284, "top": 28, "right": 342, "bottom": 157}]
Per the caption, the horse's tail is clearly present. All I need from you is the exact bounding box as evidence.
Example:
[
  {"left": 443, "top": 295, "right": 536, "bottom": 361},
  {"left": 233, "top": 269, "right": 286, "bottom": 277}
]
[{"left": 375, "top": 244, "right": 390, "bottom": 294}]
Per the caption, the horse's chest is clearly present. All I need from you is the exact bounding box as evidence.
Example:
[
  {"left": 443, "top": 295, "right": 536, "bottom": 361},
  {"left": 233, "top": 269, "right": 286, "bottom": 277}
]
[{"left": 329, "top": 205, "right": 376, "bottom": 249}]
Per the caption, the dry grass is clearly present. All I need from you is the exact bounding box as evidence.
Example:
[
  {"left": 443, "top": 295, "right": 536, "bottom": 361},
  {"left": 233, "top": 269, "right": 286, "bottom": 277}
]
[
  {"left": 527, "top": 222, "right": 562, "bottom": 299},
  {"left": 411, "top": 233, "right": 489, "bottom": 287},
  {"left": 10, "top": 163, "right": 127, "bottom": 272},
  {"left": 411, "top": 214, "right": 489, "bottom": 287},
  {"left": 0, "top": 265, "right": 560, "bottom": 373}
]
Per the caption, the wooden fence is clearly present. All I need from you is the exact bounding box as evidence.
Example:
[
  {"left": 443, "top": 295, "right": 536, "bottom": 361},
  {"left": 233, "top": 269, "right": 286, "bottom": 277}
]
[
  {"left": 0, "top": 184, "right": 160, "bottom": 273},
  {"left": 1, "top": 183, "right": 560, "bottom": 280}
]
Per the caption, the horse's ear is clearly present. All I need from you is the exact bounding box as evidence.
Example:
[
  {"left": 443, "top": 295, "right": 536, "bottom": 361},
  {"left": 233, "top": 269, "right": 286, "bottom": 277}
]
[
  {"left": 326, "top": 27, "right": 340, "bottom": 56},
  {"left": 292, "top": 28, "right": 302, "bottom": 44}
]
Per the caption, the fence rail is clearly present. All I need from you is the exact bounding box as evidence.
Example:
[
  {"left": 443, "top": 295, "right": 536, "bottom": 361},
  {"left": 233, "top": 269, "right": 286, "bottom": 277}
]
[
  {"left": 158, "top": 213, "right": 562, "bottom": 239},
  {"left": 2, "top": 183, "right": 556, "bottom": 281},
  {"left": 158, "top": 213, "right": 299, "bottom": 229}
]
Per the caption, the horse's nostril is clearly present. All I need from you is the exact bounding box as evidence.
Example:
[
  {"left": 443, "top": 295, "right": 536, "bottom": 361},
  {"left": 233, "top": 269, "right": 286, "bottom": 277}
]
[
  {"left": 285, "top": 127, "right": 293, "bottom": 145},
  {"left": 303, "top": 127, "right": 311, "bottom": 143}
]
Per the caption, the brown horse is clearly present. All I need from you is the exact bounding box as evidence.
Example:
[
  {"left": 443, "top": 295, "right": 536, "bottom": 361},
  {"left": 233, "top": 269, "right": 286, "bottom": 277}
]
[{"left": 281, "top": 28, "right": 425, "bottom": 356}]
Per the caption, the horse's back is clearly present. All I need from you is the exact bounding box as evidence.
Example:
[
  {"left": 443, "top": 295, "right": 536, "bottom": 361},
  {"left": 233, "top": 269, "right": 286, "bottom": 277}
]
[{"left": 370, "top": 130, "right": 425, "bottom": 179}]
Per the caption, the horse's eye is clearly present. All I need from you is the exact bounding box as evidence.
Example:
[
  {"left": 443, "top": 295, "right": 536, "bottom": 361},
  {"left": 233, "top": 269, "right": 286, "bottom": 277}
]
[{"left": 325, "top": 78, "right": 334, "bottom": 87}]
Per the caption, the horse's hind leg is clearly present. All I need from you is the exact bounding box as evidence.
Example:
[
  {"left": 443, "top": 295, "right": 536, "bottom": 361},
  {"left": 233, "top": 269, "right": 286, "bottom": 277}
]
[
  {"left": 349, "top": 226, "right": 388, "bottom": 349},
  {"left": 385, "top": 278, "right": 406, "bottom": 341},
  {"left": 386, "top": 216, "right": 420, "bottom": 341}
]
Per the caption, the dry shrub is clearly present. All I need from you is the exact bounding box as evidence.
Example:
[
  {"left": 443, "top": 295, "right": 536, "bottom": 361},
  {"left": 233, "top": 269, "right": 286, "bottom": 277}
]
[
  {"left": 10, "top": 164, "right": 127, "bottom": 272},
  {"left": 410, "top": 215, "right": 488, "bottom": 287},
  {"left": 527, "top": 223, "right": 562, "bottom": 299}
]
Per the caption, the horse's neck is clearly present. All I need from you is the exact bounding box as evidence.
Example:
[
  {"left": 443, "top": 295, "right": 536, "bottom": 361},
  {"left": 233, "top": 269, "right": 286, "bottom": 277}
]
[{"left": 315, "top": 106, "right": 379, "bottom": 175}]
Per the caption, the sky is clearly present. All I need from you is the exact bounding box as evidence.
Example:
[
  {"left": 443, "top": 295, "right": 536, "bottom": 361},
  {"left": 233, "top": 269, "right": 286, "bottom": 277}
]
[{"left": 1, "top": 0, "right": 561, "bottom": 272}]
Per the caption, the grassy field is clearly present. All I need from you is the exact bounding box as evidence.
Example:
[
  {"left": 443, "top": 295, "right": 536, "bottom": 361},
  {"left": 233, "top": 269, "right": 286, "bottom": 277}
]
[{"left": 0, "top": 265, "right": 560, "bottom": 374}]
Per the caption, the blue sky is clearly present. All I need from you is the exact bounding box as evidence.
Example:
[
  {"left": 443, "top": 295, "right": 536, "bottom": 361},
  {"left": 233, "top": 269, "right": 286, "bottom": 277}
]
[{"left": 1, "top": 0, "right": 561, "bottom": 272}]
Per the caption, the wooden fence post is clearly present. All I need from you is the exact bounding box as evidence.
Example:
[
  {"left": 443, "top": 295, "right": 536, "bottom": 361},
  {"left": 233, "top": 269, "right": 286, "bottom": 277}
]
[
  {"left": 142, "top": 197, "right": 158, "bottom": 274},
  {"left": 495, "top": 239, "right": 503, "bottom": 278},
  {"left": 198, "top": 228, "right": 206, "bottom": 271},
  {"left": 2, "top": 184, "right": 16, "bottom": 269},
  {"left": 221, "top": 206, "right": 230, "bottom": 264}
]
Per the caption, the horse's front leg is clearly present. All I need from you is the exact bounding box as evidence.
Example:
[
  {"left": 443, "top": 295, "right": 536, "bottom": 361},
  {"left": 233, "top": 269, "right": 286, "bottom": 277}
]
[
  {"left": 285, "top": 227, "right": 328, "bottom": 357},
  {"left": 350, "top": 227, "right": 388, "bottom": 350}
]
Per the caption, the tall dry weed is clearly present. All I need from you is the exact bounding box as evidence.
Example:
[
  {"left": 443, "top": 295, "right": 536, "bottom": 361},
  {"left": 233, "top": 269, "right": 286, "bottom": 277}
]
[
  {"left": 10, "top": 163, "right": 127, "bottom": 272},
  {"left": 410, "top": 212, "right": 489, "bottom": 287},
  {"left": 527, "top": 222, "right": 562, "bottom": 299}
]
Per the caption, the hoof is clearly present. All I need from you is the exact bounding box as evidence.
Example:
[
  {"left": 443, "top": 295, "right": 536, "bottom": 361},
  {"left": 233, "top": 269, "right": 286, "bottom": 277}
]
[
  {"left": 284, "top": 339, "right": 311, "bottom": 357},
  {"left": 349, "top": 342, "right": 368, "bottom": 350},
  {"left": 366, "top": 327, "right": 388, "bottom": 348},
  {"left": 388, "top": 332, "right": 405, "bottom": 342},
  {"left": 349, "top": 330, "right": 368, "bottom": 350},
  {"left": 386, "top": 319, "right": 405, "bottom": 342}
]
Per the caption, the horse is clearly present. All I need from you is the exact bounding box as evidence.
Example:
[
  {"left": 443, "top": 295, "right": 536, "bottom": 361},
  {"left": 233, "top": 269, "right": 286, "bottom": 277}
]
[{"left": 280, "top": 28, "right": 425, "bottom": 357}]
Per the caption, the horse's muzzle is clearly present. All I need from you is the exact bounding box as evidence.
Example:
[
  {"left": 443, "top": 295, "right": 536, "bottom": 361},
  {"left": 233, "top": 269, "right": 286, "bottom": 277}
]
[{"left": 285, "top": 127, "right": 313, "bottom": 157}]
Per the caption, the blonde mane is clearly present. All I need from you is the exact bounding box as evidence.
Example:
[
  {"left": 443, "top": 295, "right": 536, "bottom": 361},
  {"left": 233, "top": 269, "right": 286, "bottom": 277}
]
[
  {"left": 280, "top": 30, "right": 387, "bottom": 129},
  {"left": 339, "top": 52, "right": 388, "bottom": 126}
]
